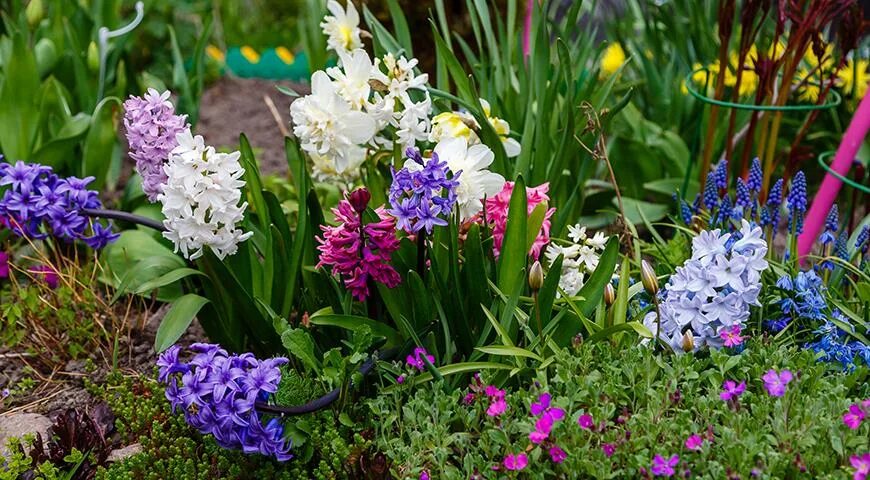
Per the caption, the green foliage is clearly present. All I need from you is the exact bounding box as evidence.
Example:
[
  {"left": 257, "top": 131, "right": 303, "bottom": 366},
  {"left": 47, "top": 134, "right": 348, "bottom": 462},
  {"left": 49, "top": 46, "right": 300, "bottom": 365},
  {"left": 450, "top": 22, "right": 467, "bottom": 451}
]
[{"left": 369, "top": 340, "right": 870, "bottom": 479}]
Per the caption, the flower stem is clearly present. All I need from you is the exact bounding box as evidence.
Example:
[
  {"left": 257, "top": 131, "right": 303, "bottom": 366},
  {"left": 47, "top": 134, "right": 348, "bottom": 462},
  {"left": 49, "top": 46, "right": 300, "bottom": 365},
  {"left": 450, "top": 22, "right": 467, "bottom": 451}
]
[
  {"left": 82, "top": 208, "right": 166, "bottom": 232},
  {"left": 416, "top": 231, "right": 427, "bottom": 278}
]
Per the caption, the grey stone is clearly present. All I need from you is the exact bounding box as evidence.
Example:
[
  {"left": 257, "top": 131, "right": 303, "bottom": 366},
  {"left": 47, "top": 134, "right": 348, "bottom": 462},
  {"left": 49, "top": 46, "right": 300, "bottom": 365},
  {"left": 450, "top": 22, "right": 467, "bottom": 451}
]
[
  {"left": 0, "top": 413, "right": 52, "bottom": 459},
  {"left": 107, "top": 443, "right": 142, "bottom": 462}
]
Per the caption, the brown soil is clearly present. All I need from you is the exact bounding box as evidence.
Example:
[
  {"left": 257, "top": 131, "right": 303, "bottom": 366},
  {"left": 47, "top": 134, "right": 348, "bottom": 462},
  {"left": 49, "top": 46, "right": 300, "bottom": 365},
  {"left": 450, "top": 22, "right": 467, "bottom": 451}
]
[{"left": 196, "top": 76, "right": 310, "bottom": 177}]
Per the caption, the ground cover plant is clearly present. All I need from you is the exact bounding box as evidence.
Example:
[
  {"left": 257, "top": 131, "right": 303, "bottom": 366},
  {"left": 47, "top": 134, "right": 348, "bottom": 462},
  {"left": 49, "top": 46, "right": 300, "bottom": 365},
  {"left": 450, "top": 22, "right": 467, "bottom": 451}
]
[{"left": 1, "top": 0, "right": 868, "bottom": 478}]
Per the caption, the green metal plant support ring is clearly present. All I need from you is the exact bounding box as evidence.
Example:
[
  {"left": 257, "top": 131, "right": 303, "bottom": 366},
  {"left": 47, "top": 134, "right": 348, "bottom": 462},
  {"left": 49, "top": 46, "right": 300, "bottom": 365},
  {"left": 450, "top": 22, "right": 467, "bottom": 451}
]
[
  {"left": 817, "top": 151, "right": 870, "bottom": 194},
  {"left": 685, "top": 68, "right": 842, "bottom": 112}
]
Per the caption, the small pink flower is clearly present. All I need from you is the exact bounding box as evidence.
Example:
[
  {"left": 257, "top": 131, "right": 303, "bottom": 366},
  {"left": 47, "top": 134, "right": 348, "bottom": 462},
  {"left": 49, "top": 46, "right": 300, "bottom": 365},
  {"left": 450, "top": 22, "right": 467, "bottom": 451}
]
[
  {"left": 485, "top": 385, "right": 505, "bottom": 398},
  {"left": 578, "top": 413, "right": 594, "bottom": 429},
  {"left": 419, "top": 471, "right": 430, "bottom": 480},
  {"left": 396, "top": 375, "right": 406, "bottom": 384},
  {"left": 843, "top": 404, "right": 866, "bottom": 430},
  {"left": 29, "top": 265, "right": 58, "bottom": 289},
  {"left": 503, "top": 452, "right": 528, "bottom": 471},
  {"left": 530, "top": 393, "right": 551, "bottom": 416},
  {"left": 0, "top": 252, "right": 9, "bottom": 279},
  {"left": 462, "top": 392, "right": 475, "bottom": 405},
  {"left": 720, "top": 380, "right": 746, "bottom": 401},
  {"left": 406, "top": 346, "right": 435, "bottom": 371},
  {"left": 762, "top": 369, "right": 793, "bottom": 397},
  {"left": 487, "top": 399, "right": 507, "bottom": 417},
  {"left": 684, "top": 434, "right": 703, "bottom": 451},
  {"left": 720, "top": 325, "right": 745, "bottom": 347},
  {"left": 549, "top": 446, "right": 567, "bottom": 464},
  {"left": 651, "top": 454, "right": 680, "bottom": 477},
  {"left": 602, "top": 443, "right": 616, "bottom": 458},
  {"left": 529, "top": 430, "right": 549, "bottom": 444},
  {"left": 851, "top": 453, "right": 870, "bottom": 480}
]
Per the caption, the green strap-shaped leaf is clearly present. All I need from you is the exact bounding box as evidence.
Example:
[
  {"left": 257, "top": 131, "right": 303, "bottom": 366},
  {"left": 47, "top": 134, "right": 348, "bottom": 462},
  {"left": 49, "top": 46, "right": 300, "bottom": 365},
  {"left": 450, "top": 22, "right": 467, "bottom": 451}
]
[
  {"left": 497, "top": 175, "right": 528, "bottom": 297},
  {"left": 155, "top": 294, "right": 210, "bottom": 352}
]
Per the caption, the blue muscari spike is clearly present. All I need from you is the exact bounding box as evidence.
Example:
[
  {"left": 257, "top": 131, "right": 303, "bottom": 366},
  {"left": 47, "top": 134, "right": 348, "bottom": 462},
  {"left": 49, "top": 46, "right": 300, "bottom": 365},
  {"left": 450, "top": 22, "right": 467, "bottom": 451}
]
[
  {"left": 680, "top": 200, "right": 693, "bottom": 225},
  {"left": 713, "top": 160, "right": 728, "bottom": 189},
  {"left": 825, "top": 204, "right": 839, "bottom": 232},
  {"left": 835, "top": 230, "right": 850, "bottom": 259},
  {"left": 735, "top": 178, "right": 750, "bottom": 207},
  {"left": 747, "top": 158, "right": 762, "bottom": 193},
  {"left": 703, "top": 172, "right": 719, "bottom": 210}
]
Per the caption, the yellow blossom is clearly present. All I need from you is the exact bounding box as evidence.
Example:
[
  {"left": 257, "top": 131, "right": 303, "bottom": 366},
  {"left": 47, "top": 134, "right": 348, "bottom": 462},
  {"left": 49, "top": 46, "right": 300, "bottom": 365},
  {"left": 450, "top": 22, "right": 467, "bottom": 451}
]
[
  {"left": 600, "top": 43, "right": 626, "bottom": 76},
  {"left": 838, "top": 59, "right": 868, "bottom": 98}
]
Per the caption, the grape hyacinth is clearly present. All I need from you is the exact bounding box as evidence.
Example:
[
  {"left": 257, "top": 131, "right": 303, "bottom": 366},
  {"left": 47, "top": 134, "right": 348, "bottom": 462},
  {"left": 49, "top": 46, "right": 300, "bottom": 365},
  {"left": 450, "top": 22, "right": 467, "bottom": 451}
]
[
  {"left": 642, "top": 220, "right": 768, "bottom": 352},
  {"left": 388, "top": 148, "right": 459, "bottom": 234},
  {"left": 786, "top": 171, "right": 807, "bottom": 234},
  {"left": 819, "top": 205, "right": 839, "bottom": 245},
  {"left": 485, "top": 181, "right": 555, "bottom": 259},
  {"left": 765, "top": 178, "right": 784, "bottom": 231},
  {"left": 123, "top": 89, "right": 190, "bottom": 201},
  {"left": 0, "top": 160, "right": 118, "bottom": 249},
  {"left": 317, "top": 188, "right": 401, "bottom": 301},
  {"left": 158, "top": 131, "right": 253, "bottom": 260},
  {"left": 156, "top": 344, "right": 292, "bottom": 461},
  {"left": 747, "top": 158, "right": 762, "bottom": 194}
]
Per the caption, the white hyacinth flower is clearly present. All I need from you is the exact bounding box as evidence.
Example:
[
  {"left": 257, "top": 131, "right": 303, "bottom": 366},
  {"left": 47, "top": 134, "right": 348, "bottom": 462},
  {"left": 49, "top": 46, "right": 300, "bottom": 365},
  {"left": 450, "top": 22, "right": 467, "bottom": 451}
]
[
  {"left": 367, "top": 53, "right": 432, "bottom": 150},
  {"left": 290, "top": 70, "right": 376, "bottom": 174},
  {"left": 321, "top": 0, "right": 362, "bottom": 57},
  {"left": 545, "top": 226, "right": 611, "bottom": 298},
  {"left": 159, "top": 130, "right": 253, "bottom": 260},
  {"left": 432, "top": 137, "right": 505, "bottom": 221}
]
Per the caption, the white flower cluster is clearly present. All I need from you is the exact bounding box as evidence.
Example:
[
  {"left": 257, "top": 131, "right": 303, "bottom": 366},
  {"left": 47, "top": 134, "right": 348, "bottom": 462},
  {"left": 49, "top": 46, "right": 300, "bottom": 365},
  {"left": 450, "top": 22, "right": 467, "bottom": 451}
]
[
  {"left": 642, "top": 220, "right": 769, "bottom": 352},
  {"left": 429, "top": 98, "right": 521, "bottom": 158},
  {"left": 290, "top": 47, "right": 430, "bottom": 183},
  {"left": 159, "top": 130, "right": 253, "bottom": 260},
  {"left": 544, "top": 225, "right": 609, "bottom": 297},
  {"left": 320, "top": 0, "right": 362, "bottom": 57}
]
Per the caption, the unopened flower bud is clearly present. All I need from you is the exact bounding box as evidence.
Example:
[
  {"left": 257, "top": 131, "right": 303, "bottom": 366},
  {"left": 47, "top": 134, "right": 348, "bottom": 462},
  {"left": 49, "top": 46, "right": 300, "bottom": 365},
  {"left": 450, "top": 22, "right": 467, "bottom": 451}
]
[
  {"left": 572, "top": 333, "right": 583, "bottom": 348},
  {"left": 86, "top": 41, "right": 100, "bottom": 72},
  {"left": 26, "top": 0, "right": 44, "bottom": 27},
  {"left": 681, "top": 330, "right": 695, "bottom": 353},
  {"left": 604, "top": 282, "right": 616, "bottom": 306},
  {"left": 641, "top": 260, "right": 658, "bottom": 296},
  {"left": 529, "top": 261, "right": 544, "bottom": 291},
  {"left": 348, "top": 188, "right": 371, "bottom": 213}
]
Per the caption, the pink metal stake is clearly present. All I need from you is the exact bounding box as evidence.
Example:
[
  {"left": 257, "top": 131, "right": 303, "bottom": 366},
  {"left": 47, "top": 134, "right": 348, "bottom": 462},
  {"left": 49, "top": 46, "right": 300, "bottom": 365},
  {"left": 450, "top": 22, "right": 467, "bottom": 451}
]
[
  {"left": 522, "top": 0, "right": 534, "bottom": 58},
  {"left": 798, "top": 86, "right": 870, "bottom": 260}
]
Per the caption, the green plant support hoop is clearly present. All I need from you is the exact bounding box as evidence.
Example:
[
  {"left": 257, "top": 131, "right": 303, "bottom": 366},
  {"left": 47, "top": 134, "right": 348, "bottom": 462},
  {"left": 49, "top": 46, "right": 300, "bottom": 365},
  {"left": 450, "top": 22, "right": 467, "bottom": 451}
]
[
  {"left": 817, "top": 151, "right": 870, "bottom": 194},
  {"left": 684, "top": 68, "right": 842, "bottom": 112}
]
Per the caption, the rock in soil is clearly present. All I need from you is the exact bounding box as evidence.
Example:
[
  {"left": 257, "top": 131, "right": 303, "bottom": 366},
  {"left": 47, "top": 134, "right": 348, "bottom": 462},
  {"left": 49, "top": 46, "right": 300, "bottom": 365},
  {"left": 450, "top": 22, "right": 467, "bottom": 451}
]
[
  {"left": 107, "top": 443, "right": 142, "bottom": 463},
  {"left": 0, "top": 413, "right": 51, "bottom": 458}
]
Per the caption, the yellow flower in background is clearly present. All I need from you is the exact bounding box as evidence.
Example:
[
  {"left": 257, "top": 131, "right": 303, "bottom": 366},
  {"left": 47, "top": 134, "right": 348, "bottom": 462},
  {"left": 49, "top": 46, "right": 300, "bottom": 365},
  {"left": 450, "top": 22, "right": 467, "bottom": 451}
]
[
  {"left": 206, "top": 45, "right": 225, "bottom": 63},
  {"left": 838, "top": 59, "right": 868, "bottom": 98},
  {"left": 276, "top": 46, "right": 295, "bottom": 65},
  {"left": 804, "top": 43, "right": 834, "bottom": 71},
  {"left": 241, "top": 45, "right": 260, "bottom": 64},
  {"left": 768, "top": 40, "right": 787, "bottom": 61},
  {"left": 797, "top": 68, "right": 821, "bottom": 103},
  {"left": 601, "top": 43, "right": 626, "bottom": 76}
]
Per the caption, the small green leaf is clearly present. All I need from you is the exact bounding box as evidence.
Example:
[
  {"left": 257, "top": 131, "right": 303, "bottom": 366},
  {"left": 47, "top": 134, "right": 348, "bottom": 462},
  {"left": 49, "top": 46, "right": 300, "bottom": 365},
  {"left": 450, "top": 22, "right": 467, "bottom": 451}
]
[
  {"left": 155, "top": 294, "right": 210, "bottom": 352},
  {"left": 281, "top": 328, "right": 321, "bottom": 374}
]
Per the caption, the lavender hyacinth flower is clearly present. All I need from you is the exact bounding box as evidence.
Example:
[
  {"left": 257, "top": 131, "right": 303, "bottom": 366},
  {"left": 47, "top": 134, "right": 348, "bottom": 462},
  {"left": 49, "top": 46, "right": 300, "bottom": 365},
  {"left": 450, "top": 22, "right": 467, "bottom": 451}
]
[
  {"left": 388, "top": 148, "right": 459, "bottom": 234},
  {"left": 156, "top": 343, "right": 292, "bottom": 461},
  {"left": 123, "top": 89, "right": 190, "bottom": 201},
  {"left": 0, "top": 161, "right": 118, "bottom": 248}
]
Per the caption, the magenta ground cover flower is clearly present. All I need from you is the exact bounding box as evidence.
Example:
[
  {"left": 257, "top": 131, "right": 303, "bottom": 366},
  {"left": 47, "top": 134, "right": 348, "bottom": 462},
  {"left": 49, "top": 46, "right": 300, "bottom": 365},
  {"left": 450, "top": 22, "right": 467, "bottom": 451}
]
[
  {"left": 528, "top": 393, "right": 566, "bottom": 443},
  {"left": 720, "top": 380, "right": 746, "bottom": 401},
  {"left": 317, "top": 189, "right": 401, "bottom": 301},
  {"left": 685, "top": 434, "right": 703, "bottom": 451},
  {"left": 843, "top": 403, "right": 866, "bottom": 430},
  {"left": 602, "top": 443, "right": 616, "bottom": 457},
  {"left": 405, "top": 347, "right": 434, "bottom": 371},
  {"left": 720, "top": 325, "right": 745, "bottom": 347},
  {"left": 852, "top": 453, "right": 870, "bottom": 480},
  {"left": 578, "top": 413, "right": 594, "bottom": 430},
  {"left": 651, "top": 454, "right": 680, "bottom": 477},
  {"left": 503, "top": 452, "right": 528, "bottom": 471},
  {"left": 762, "top": 369, "right": 793, "bottom": 397},
  {"left": 28, "top": 265, "right": 58, "bottom": 289},
  {"left": 549, "top": 446, "right": 567, "bottom": 463},
  {"left": 0, "top": 252, "right": 8, "bottom": 279},
  {"left": 485, "top": 385, "right": 507, "bottom": 417}
]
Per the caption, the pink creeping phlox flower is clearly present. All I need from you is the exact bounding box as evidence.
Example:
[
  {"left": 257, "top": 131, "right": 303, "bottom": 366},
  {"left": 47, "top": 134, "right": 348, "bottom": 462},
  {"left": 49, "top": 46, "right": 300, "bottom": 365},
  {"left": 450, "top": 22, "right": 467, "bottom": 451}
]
[
  {"left": 549, "top": 446, "right": 567, "bottom": 464},
  {"left": 0, "top": 252, "right": 8, "bottom": 279},
  {"left": 503, "top": 452, "right": 528, "bottom": 471},
  {"left": 852, "top": 453, "right": 870, "bottom": 480},
  {"left": 29, "top": 265, "right": 59, "bottom": 289},
  {"left": 486, "top": 385, "right": 507, "bottom": 417},
  {"left": 578, "top": 413, "right": 594, "bottom": 430},
  {"left": 720, "top": 325, "right": 745, "bottom": 347},
  {"left": 684, "top": 434, "right": 703, "bottom": 451},
  {"left": 720, "top": 380, "right": 746, "bottom": 401},
  {"left": 602, "top": 443, "right": 616, "bottom": 458},
  {"left": 406, "top": 347, "right": 434, "bottom": 371},
  {"left": 762, "top": 369, "right": 793, "bottom": 397},
  {"left": 317, "top": 188, "right": 401, "bottom": 301},
  {"left": 843, "top": 403, "right": 867, "bottom": 430},
  {"left": 651, "top": 454, "right": 680, "bottom": 477},
  {"left": 484, "top": 181, "right": 555, "bottom": 259}
]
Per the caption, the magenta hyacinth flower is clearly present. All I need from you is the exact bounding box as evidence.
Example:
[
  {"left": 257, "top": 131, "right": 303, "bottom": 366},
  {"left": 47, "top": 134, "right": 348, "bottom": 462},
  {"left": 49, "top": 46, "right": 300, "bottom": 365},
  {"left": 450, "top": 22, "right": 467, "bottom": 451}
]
[
  {"left": 651, "top": 454, "right": 680, "bottom": 477},
  {"left": 685, "top": 434, "right": 703, "bottom": 451},
  {"left": 852, "top": 453, "right": 870, "bottom": 480},
  {"left": 503, "top": 452, "right": 528, "bottom": 471},
  {"left": 29, "top": 265, "right": 59, "bottom": 289},
  {"left": 485, "top": 181, "right": 555, "bottom": 259},
  {"left": 317, "top": 189, "right": 401, "bottom": 301},
  {"left": 123, "top": 89, "right": 189, "bottom": 201},
  {"left": 843, "top": 404, "right": 866, "bottom": 430},
  {"left": 762, "top": 369, "right": 793, "bottom": 397},
  {"left": 720, "top": 380, "right": 746, "bottom": 401}
]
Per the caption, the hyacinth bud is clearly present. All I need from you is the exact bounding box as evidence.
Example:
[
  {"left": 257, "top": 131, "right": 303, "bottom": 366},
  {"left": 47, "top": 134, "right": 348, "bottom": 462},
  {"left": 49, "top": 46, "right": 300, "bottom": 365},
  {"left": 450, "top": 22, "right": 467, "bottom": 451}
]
[
  {"left": 640, "top": 260, "right": 658, "bottom": 296},
  {"left": 26, "top": 0, "right": 44, "bottom": 27},
  {"left": 528, "top": 261, "right": 544, "bottom": 291},
  {"left": 86, "top": 41, "right": 100, "bottom": 72},
  {"left": 603, "top": 282, "right": 616, "bottom": 306},
  {"left": 681, "top": 330, "right": 695, "bottom": 353},
  {"left": 348, "top": 188, "right": 371, "bottom": 213}
]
